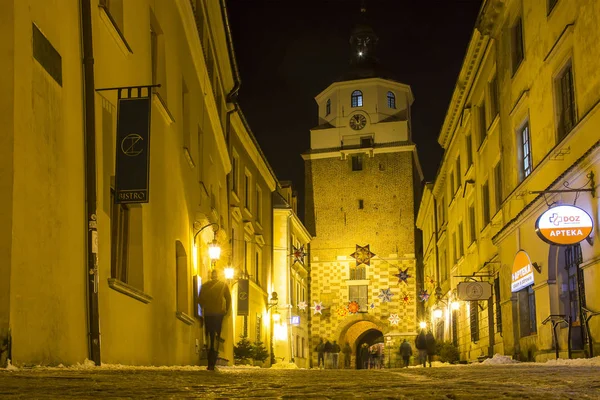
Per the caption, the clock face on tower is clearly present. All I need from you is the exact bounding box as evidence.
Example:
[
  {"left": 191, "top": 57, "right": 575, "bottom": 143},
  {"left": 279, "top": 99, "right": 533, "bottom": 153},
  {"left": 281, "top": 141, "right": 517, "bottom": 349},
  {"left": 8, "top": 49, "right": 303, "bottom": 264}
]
[{"left": 349, "top": 114, "right": 367, "bottom": 130}]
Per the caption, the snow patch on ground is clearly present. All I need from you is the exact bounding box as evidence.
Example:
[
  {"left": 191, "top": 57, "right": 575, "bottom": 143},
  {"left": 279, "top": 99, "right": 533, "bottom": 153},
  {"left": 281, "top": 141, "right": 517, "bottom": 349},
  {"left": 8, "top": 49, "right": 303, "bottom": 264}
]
[
  {"left": 5, "top": 360, "right": 18, "bottom": 371},
  {"left": 545, "top": 356, "right": 600, "bottom": 367},
  {"left": 479, "top": 354, "right": 519, "bottom": 365},
  {"left": 270, "top": 362, "right": 300, "bottom": 369}
]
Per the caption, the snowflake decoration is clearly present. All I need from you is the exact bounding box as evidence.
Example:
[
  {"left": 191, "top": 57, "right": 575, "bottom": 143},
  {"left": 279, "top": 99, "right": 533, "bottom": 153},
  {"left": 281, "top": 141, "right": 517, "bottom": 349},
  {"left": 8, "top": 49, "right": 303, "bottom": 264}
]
[
  {"left": 426, "top": 275, "right": 436, "bottom": 287},
  {"left": 292, "top": 245, "right": 306, "bottom": 265},
  {"left": 337, "top": 306, "right": 348, "bottom": 317},
  {"left": 419, "top": 290, "right": 430, "bottom": 302},
  {"left": 348, "top": 301, "right": 360, "bottom": 314},
  {"left": 388, "top": 314, "right": 400, "bottom": 326},
  {"left": 298, "top": 301, "right": 308, "bottom": 311},
  {"left": 350, "top": 244, "right": 376, "bottom": 266},
  {"left": 394, "top": 268, "right": 411, "bottom": 284},
  {"left": 311, "top": 301, "right": 325, "bottom": 315},
  {"left": 378, "top": 288, "right": 393, "bottom": 303},
  {"left": 401, "top": 292, "right": 411, "bottom": 305}
]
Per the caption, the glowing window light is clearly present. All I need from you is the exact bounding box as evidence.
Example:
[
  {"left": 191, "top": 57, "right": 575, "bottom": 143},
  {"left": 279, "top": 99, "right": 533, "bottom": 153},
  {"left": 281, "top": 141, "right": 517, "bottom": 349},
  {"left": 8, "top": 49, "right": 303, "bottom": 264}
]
[{"left": 274, "top": 323, "right": 287, "bottom": 341}]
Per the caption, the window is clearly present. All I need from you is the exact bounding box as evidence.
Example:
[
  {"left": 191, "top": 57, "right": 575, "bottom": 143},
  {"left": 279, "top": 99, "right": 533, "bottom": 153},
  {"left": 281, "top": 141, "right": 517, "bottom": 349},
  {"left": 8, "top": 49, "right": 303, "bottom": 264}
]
[
  {"left": 350, "top": 265, "right": 366, "bottom": 280},
  {"left": 231, "top": 155, "right": 239, "bottom": 194},
  {"left": 482, "top": 180, "right": 491, "bottom": 227},
  {"left": 437, "top": 197, "right": 445, "bottom": 225},
  {"left": 182, "top": 78, "right": 191, "bottom": 152},
  {"left": 255, "top": 250, "right": 260, "bottom": 287},
  {"left": 452, "top": 232, "right": 457, "bottom": 264},
  {"left": 466, "top": 134, "right": 473, "bottom": 168},
  {"left": 358, "top": 199, "right": 364, "bottom": 209},
  {"left": 360, "top": 136, "right": 373, "bottom": 148},
  {"left": 175, "top": 241, "right": 189, "bottom": 314},
  {"left": 351, "top": 155, "right": 363, "bottom": 171},
  {"left": 468, "top": 204, "right": 476, "bottom": 244},
  {"left": 556, "top": 63, "right": 576, "bottom": 141},
  {"left": 440, "top": 249, "right": 448, "bottom": 282},
  {"left": 455, "top": 156, "right": 461, "bottom": 190},
  {"left": 349, "top": 285, "right": 368, "bottom": 312},
  {"left": 351, "top": 90, "right": 363, "bottom": 107},
  {"left": 449, "top": 171, "right": 455, "bottom": 197},
  {"left": 256, "top": 186, "right": 262, "bottom": 223},
  {"left": 150, "top": 12, "right": 167, "bottom": 102},
  {"left": 517, "top": 121, "right": 533, "bottom": 181},
  {"left": 326, "top": 99, "right": 331, "bottom": 116},
  {"left": 494, "top": 277, "right": 502, "bottom": 333},
  {"left": 518, "top": 286, "right": 537, "bottom": 337},
  {"left": 470, "top": 301, "right": 479, "bottom": 342},
  {"left": 387, "top": 91, "right": 396, "bottom": 109},
  {"left": 457, "top": 222, "right": 464, "bottom": 259},
  {"left": 489, "top": 75, "right": 499, "bottom": 121},
  {"left": 244, "top": 173, "right": 251, "bottom": 209},
  {"left": 452, "top": 309, "right": 459, "bottom": 347},
  {"left": 111, "top": 189, "right": 130, "bottom": 283},
  {"left": 100, "top": 0, "right": 124, "bottom": 35},
  {"left": 565, "top": 244, "right": 585, "bottom": 324},
  {"left": 479, "top": 101, "right": 487, "bottom": 143},
  {"left": 511, "top": 17, "right": 525, "bottom": 74},
  {"left": 548, "top": 0, "right": 559, "bottom": 15},
  {"left": 256, "top": 314, "right": 262, "bottom": 342},
  {"left": 494, "top": 161, "right": 502, "bottom": 212}
]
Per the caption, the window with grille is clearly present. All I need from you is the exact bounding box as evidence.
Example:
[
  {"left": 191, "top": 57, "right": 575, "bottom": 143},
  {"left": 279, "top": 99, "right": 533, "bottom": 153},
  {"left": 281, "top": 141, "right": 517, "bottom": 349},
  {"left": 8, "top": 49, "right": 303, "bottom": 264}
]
[
  {"left": 351, "top": 90, "right": 363, "bottom": 107},
  {"left": 351, "top": 155, "right": 363, "bottom": 171},
  {"left": 565, "top": 244, "right": 585, "bottom": 323},
  {"left": 556, "top": 63, "right": 576, "bottom": 141},
  {"left": 111, "top": 189, "right": 130, "bottom": 283},
  {"left": 470, "top": 301, "right": 479, "bottom": 342},
  {"left": 511, "top": 17, "right": 524, "bottom": 74},
  {"left": 387, "top": 91, "right": 396, "bottom": 109},
  {"left": 350, "top": 265, "right": 366, "bottom": 280},
  {"left": 349, "top": 285, "right": 368, "bottom": 312}
]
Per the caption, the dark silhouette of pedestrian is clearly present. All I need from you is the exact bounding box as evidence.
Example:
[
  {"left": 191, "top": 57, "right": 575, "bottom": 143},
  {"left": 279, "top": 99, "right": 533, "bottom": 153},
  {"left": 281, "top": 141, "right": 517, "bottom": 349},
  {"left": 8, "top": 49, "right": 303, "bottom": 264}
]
[
  {"left": 360, "top": 343, "right": 369, "bottom": 369},
  {"left": 331, "top": 340, "right": 341, "bottom": 369},
  {"left": 323, "top": 340, "right": 333, "bottom": 368},
  {"left": 425, "top": 330, "right": 436, "bottom": 367},
  {"left": 342, "top": 341, "right": 352, "bottom": 369},
  {"left": 198, "top": 270, "right": 231, "bottom": 370},
  {"left": 315, "top": 338, "right": 325, "bottom": 368},
  {"left": 400, "top": 339, "right": 412, "bottom": 367},
  {"left": 415, "top": 330, "right": 427, "bottom": 367}
]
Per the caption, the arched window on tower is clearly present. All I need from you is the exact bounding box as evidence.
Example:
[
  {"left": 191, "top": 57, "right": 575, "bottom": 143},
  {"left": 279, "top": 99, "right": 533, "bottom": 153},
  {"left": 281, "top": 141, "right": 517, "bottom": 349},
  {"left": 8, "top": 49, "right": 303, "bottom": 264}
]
[
  {"left": 326, "top": 99, "right": 331, "bottom": 116},
  {"left": 387, "top": 91, "right": 396, "bottom": 109},
  {"left": 351, "top": 90, "right": 363, "bottom": 107}
]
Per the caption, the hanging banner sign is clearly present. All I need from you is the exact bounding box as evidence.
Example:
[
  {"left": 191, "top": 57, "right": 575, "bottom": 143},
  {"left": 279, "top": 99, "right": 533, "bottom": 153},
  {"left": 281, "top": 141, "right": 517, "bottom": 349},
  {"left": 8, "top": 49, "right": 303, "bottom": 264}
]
[
  {"left": 535, "top": 205, "right": 593, "bottom": 245},
  {"left": 115, "top": 96, "right": 151, "bottom": 203},
  {"left": 511, "top": 250, "right": 534, "bottom": 292},
  {"left": 237, "top": 279, "right": 249, "bottom": 316}
]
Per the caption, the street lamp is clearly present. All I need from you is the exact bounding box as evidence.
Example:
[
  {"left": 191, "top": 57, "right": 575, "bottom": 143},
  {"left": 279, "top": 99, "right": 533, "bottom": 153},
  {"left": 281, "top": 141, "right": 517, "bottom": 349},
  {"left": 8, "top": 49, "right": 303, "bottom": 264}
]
[
  {"left": 433, "top": 308, "right": 443, "bottom": 320},
  {"left": 419, "top": 321, "right": 427, "bottom": 330},
  {"left": 224, "top": 267, "right": 235, "bottom": 280},
  {"left": 193, "top": 222, "right": 220, "bottom": 269}
]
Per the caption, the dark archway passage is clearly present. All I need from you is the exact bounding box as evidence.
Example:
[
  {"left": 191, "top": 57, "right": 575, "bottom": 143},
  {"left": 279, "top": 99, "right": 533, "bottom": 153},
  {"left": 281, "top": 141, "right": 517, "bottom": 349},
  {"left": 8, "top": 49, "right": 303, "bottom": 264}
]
[{"left": 355, "top": 328, "right": 383, "bottom": 369}]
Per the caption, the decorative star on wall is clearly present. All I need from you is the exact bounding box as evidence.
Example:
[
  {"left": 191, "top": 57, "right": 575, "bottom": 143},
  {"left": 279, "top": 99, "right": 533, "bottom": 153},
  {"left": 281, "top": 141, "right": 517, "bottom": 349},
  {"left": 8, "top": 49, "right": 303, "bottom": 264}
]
[
  {"left": 370, "top": 303, "right": 376, "bottom": 310},
  {"left": 348, "top": 301, "right": 360, "bottom": 314},
  {"left": 311, "top": 301, "right": 325, "bottom": 315},
  {"left": 298, "top": 301, "right": 308, "bottom": 311},
  {"left": 350, "top": 244, "right": 376, "bottom": 266},
  {"left": 401, "top": 292, "right": 411, "bottom": 305},
  {"left": 388, "top": 314, "right": 400, "bottom": 326},
  {"left": 394, "top": 268, "right": 411, "bottom": 284},
  {"left": 426, "top": 275, "right": 436, "bottom": 288},
  {"left": 419, "top": 290, "right": 430, "bottom": 302},
  {"left": 378, "top": 288, "right": 393, "bottom": 303},
  {"left": 337, "top": 306, "right": 348, "bottom": 317},
  {"left": 292, "top": 245, "right": 306, "bottom": 265}
]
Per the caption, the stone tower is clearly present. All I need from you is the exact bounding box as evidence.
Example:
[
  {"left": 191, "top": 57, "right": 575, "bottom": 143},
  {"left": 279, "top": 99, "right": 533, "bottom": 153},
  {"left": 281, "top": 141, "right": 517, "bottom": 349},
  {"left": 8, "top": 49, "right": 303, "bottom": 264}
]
[{"left": 302, "top": 6, "right": 423, "bottom": 368}]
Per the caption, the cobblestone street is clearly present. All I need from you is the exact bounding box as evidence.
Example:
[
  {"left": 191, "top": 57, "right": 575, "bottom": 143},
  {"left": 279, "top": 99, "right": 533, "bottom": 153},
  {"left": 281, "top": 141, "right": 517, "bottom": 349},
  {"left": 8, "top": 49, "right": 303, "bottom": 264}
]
[{"left": 2, "top": 364, "right": 600, "bottom": 399}]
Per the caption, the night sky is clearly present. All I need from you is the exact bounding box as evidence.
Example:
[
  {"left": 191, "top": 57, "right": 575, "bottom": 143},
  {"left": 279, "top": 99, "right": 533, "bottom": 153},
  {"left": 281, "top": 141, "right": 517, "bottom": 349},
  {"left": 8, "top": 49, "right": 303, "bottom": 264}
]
[{"left": 228, "top": 0, "right": 483, "bottom": 214}]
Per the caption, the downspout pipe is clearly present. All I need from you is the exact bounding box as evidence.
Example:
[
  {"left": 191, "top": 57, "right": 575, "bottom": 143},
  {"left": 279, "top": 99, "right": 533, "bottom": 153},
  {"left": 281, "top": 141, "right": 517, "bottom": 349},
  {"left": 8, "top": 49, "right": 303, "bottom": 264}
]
[
  {"left": 219, "top": 0, "right": 241, "bottom": 104},
  {"left": 80, "top": 0, "right": 101, "bottom": 365}
]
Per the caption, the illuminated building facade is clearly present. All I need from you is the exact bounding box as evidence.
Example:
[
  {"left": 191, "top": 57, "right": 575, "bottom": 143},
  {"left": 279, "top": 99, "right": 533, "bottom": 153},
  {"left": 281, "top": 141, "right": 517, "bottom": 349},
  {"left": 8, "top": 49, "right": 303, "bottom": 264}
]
[
  {"left": 417, "top": 0, "right": 600, "bottom": 362},
  {"left": 303, "top": 9, "right": 423, "bottom": 368}
]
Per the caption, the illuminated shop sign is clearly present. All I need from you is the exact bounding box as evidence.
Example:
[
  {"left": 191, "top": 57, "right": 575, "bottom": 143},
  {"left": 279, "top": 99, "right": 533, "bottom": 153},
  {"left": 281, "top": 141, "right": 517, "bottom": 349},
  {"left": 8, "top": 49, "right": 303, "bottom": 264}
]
[
  {"left": 511, "top": 250, "right": 534, "bottom": 293},
  {"left": 290, "top": 315, "right": 300, "bottom": 326},
  {"left": 535, "top": 205, "right": 594, "bottom": 245}
]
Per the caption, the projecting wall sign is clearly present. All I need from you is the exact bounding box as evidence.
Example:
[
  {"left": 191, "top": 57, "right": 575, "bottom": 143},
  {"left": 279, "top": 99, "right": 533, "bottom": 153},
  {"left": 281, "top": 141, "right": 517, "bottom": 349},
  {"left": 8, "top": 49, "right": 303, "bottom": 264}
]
[
  {"left": 535, "top": 205, "right": 594, "bottom": 246},
  {"left": 457, "top": 281, "right": 492, "bottom": 301},
  {"left": 511, "top": 250, "right": 534, "bottom": 293}
]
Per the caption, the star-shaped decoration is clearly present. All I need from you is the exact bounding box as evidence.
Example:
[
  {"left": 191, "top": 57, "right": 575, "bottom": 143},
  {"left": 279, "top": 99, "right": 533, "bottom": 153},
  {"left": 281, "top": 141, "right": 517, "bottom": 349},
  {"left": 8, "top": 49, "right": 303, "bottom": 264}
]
[
  {"left": 378, "top": 288, "right": 393, "bottom": 303},
  {"left": 394, "top": 268, "right": 411, "bottom": 284},
  {"left": 426, "top": 276, "right": 436, "bottom": 287},
  {"left": 337, "top": 306, "right": 348, "bottom": 317},
  {"left": 401, "top": 292, "right": 411, "bottom": 305},
  {"left": 292, "top": 245, "right": 306, "bottom": 265},
  {"left": 419, "top": 290, "right": 430, "bottom": 302},
  {"left": 350, "top": 244, "right": 376, "bottom": 266},
  {"left": 298, "top": 301, "right": 308, "bottom": 311},
  {"left": 348, "top": 301, "right": 360, "bottom": 314},
  {"left": 311, "top": 301, "right": 325, "bottom": 315},
  {"left": 388, "top": 314, "right": 400, "bottom": 326},
  {"left": 370, "top": 303, "right": 376, "bottom": 310}
]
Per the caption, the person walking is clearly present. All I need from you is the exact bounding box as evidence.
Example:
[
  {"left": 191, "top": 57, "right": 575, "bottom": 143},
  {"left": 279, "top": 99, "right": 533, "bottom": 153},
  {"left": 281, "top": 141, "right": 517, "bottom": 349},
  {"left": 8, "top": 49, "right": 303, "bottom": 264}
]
[
  {"left": 415, "top": 330, "right": 427, "bottom": 367},
  {"left": 315, "top": 338, "right": 325, "bottom": 369},
  {"left": 360, "top": 343, "right": 369, "bottom": 369},
  {"left": 323, "top": 340, "right": 333, "bottom": 369},
  {"left": 198, "top": 269, "right": 231, "bottom": 371},
  {"left": 342, "top": 342, "right": 352, "bottom": 369},
  {"left": 425, "top": 330, "right": 436, "bottom": 367},
  {"left": 400, "top": 339, "right": 412, "bottom": 367},
  {"left": 331, "top": 340, "right": 341, "bottom": 369}
]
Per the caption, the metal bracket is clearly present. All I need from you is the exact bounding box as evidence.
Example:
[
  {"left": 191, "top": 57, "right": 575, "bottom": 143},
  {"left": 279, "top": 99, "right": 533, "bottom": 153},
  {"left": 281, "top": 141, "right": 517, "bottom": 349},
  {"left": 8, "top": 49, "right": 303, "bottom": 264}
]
[
  {"left": 529, "top": 171, "right": 596, "bottom": 198},
  {"left": 96, "top": 84, "right": 161, "bottom": 99}
]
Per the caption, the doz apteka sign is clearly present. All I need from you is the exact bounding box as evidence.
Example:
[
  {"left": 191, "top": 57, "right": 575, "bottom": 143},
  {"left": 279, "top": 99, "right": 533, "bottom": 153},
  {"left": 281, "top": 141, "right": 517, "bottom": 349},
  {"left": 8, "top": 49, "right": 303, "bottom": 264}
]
[{"left": 535, "top": 205, "right": 593, "bottom": 246}]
